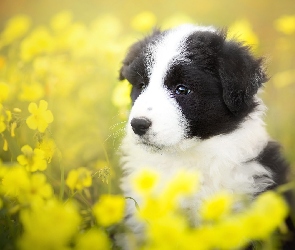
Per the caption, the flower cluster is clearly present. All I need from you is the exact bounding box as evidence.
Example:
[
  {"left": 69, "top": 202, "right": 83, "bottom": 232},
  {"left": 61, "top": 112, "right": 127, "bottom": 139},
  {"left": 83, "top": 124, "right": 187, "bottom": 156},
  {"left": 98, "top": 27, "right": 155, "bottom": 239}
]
[
  {"left": 0, "top": 9, "right": 294, "bottom": 250},
  {"left": 128, "top": 169, "right": 290, "bottom": 250}
]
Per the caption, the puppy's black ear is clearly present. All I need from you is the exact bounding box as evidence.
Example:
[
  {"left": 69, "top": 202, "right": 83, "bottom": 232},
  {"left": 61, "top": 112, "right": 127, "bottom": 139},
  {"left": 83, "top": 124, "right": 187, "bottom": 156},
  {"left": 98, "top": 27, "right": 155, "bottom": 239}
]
[
  {"left": 119, "top": 29, "right": 161, "bottom": 81},
  {"left": 218, "top": 37, "right": 267, "bottom": 115}
]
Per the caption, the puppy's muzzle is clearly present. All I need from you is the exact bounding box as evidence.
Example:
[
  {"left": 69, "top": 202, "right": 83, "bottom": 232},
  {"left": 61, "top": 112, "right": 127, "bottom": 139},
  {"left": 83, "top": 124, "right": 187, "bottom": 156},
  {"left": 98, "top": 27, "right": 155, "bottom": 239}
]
[{"left": 131, "top": 117, "right": 152, "bottom": 136}]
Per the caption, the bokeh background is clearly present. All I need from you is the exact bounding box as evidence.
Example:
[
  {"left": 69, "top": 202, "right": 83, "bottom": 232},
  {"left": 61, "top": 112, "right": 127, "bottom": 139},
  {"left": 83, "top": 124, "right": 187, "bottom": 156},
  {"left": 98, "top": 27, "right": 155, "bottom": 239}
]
[{"left": 0, "top": 0, "right": 294, "bottom": 195}]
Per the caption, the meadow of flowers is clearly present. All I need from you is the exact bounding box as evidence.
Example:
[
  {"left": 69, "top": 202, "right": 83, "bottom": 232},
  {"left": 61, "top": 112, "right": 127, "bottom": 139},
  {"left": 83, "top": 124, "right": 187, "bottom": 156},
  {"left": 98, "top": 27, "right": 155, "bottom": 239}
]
[{"left": 0, "top": 9, "right": 294, "bottom": 250}]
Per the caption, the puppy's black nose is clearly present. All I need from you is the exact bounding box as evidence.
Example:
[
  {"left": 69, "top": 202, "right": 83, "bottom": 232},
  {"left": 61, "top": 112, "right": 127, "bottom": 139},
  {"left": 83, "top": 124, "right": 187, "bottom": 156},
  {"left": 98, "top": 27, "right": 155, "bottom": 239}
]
[{"left": 131, "top": 118, "right": 152, "bottom": 136}]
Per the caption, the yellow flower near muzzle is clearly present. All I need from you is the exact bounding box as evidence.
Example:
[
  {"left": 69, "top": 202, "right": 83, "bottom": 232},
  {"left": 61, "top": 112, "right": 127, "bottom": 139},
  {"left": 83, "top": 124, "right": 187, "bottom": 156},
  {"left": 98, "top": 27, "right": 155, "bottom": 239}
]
[
  {"left": 200, "top": 191, "right": 234, "bottom": 221},
  {"left": 26, "top": 100, "right": 54, "bottom": 133}
]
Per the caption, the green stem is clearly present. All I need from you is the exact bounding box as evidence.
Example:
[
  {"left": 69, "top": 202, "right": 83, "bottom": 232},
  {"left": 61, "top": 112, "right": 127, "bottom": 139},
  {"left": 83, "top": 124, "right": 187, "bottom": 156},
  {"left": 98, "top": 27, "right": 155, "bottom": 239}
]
[
  {"left": 3, "top": 130, "right": 21, "bottom": 162},
  {"left": 59, "top": 160, "right": 65, "bottom": 201},
  {"left": 125, "top": 197, "right": 140, "bottom": 211}
]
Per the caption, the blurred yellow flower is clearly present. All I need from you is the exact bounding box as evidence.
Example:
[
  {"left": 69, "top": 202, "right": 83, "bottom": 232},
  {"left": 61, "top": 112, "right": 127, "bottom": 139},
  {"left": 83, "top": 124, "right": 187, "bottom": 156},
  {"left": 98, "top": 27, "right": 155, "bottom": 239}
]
[
  {"left": 0, "top": 104, "right": 7, "bottom": 133},
  {"left": 66, "top": 167, "right": 92, "bottom": 191},
  {"left": 273, "top": 70, "right": 295, "bottom": 88},
  {"left": 18, "top": 199, "right": 81, "bottom": 250},
  {"left": 228, "top": 19, "right": 259, "bottom": 47},
  {"left": 132, "top": 168, "right": 159, "bottom": 194},
  {"left": 112, "top": 80, "right": 132, "bottom": 108},
  {"left": 20, "top": 26, "right": 54, "bottom": 61},
  {"left": 75, "top": 228, "right": 111, "bottom": 250},
  {"left": 50, "top": 10, "right": 73, "bottom": 32},
  {"left": 0, "top": 15, "right": 31, "bottom": 44},
  {"left": 15, "top": 172, "right": 53, "bottom": 206},
  {"left": 26, "top": 100, "right": 54, "bottom": 133},
  {"left": 0, "top": 82, "right": 10, "bottom": 103},
  {"left": 19, "top": 82, "right": 45, "bottom": 101},
  {"left": 200, "top": 191, "right": 234, "bottom": 221},
  {"left": 163, "top": 171, "right": 199, "bottom": 200},
  {"left": 244, "top": 191, "right": 288, "bottom": 240},
  {"left": 274, "top": 15, "right": 295, "bottom": 35},
  {"left": 1, "top": 165, "right": 30, "bottom": 197},
  {"left": 146, "top": 214, "right": 188, "bottom": 249},
  {"left": 214, "top": 217, "right": 248, "bottom": 249},
  {"left": 139, "top": 197, "right": 174, "bottom": 221},
  {"left": 131, "top": 11, "right": 157, "bottom": 32},
  {"left": 37, "top": 137, "right": 56, "bottom": 163},
  {"left": 93, "top": 194, "right": 125, "bottom": 227},
  {"left": 17, "top": 145, "right": 47, "bottom": 172},
  {"left": 0, "top": 56, "right": 6, "bottom": 69}
]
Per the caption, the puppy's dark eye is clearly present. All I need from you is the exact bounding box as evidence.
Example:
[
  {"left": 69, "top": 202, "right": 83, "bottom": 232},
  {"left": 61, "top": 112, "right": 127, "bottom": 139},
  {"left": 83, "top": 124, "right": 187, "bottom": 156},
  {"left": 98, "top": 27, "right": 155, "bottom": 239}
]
[
  {"left": 175, "top": 85, "right": 191, "bottom": 95},
  {"left": 138, "top": 82, "right": 146, "bottom": 90}
]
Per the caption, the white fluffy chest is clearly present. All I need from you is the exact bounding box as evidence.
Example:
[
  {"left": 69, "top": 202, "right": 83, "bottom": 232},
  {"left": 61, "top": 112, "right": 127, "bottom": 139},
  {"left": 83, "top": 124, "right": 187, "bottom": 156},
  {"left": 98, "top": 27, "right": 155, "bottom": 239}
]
[{"left": 120, "top": 118, "right": 274, "bottom": 224}]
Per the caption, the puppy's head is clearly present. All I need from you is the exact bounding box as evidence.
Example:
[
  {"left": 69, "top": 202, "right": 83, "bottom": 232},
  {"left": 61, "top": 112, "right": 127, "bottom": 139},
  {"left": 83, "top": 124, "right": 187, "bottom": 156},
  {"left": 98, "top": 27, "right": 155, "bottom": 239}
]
[{"left": 120, "top": 24, "right": 267, "bottom": 150}]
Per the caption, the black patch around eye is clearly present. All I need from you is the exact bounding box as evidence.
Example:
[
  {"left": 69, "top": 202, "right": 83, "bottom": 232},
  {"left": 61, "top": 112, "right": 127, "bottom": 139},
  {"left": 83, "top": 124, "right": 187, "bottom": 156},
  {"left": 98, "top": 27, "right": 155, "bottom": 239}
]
[{"left": 175, "top": 85, "right": 191, "bottom": 95}]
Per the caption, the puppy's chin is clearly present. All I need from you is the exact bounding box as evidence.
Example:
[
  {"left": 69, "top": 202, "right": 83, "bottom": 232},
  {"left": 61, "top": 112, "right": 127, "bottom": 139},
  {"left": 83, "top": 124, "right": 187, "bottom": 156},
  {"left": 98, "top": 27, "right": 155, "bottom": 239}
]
[{"left": 133, "top": 133, "right": 199, "bottom": 153}]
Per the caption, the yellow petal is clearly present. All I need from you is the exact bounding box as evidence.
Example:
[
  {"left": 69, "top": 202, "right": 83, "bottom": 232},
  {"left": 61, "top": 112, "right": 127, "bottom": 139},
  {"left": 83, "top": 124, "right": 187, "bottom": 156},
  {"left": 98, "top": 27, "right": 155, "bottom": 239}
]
[
  {"left": 28, "top": 102, "right": 38, "bottom": 114},
  {"left": 39, "top": 100, "right": 48, "bottom": 112},
  {"left": 37, "top": 119, "right": 48, "bottom": 133},
  {"left": 44, "top": 110, "right": 54, "bottom": 123},
  {"left": 26, "top": 115, "right": 38, "bottom": 130}
]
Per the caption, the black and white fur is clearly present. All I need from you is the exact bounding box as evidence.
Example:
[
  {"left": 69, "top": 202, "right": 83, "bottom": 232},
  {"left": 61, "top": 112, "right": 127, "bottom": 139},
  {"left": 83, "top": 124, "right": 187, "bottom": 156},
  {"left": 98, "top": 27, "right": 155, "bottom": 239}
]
[{"left": 119, "top": 24, "right": 292, "bottom": 244}]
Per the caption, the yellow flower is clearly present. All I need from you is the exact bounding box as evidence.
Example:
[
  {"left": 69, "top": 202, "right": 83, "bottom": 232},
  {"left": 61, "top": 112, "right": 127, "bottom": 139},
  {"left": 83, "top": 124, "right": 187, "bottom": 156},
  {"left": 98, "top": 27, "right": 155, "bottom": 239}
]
[
  {"left": 131, "top": 11, "right": 157, "bottom": 32},
  {"left": 93, "top": 194, "right": 125, "bottom": 227},
  {"left": 3, "top": 170, "right": 53, "bottom": 206},
  {"left": 21, "top": 173, "right": 53, "bottom": 206},
  {"left": 214, "top": 217, "right": 248, "bottom": 249},
  {"left": 274, "top": 15, "right": 295, "bottom": 35},
  {"left": 132, "top": 168, "right": 159, "bottom": 194},
  {"left": 18, "top": 199, "right": 81, "bottom": 250},
  {"left": 243, "top": 191, "right": 288, "bottom": 240},
  {"left": 112, "top": 80, "right": 132, "bottom": 108},
  {"left": 37, "top": 137, "right": 56, "bottom": 163},
  {"left": 228, "top": 19, "right": 259, "bottom": 47},
  {"left": 0, "top": 104, "right": 7, "bottom": 133},
  {"left": 50, "top": 11, "right": 73, "bottom": 32},
  {"left": 75, "top": 228, "right": 110, "bottom": 250},
  {"left": 26, "top": 100, "right": 54, "bottom": 133},
  {"left": 1, "top": 165, "right": 30, "bottom": 197},
  {"left": 19, "top": 82, "right": 45, "bottom": 101},
  {"left": 145, "top": 214, "right": 188, "bottom": 249},
  {"left": 1, "top": 15, "right": 31, "bottom": 44},
  {"left": 66, "top": 167, "right": 92, "bottom": 191},
  {"left": 20, "top": 26, "right": 54, "bottom": 61},
  {"left": 0, "top": 82, "right": 10, "bottom": 103},
  {"left": 162, "top": 171, "right": 199, "bottom": 202},
  {"left": 138, "top": 197, "right": 174, "bottom": 221},
  {"left": 200, "top": 191, "right": 234, "bottom": 221},
  {"left": 17, "top": 145, "right": 47, "bottom": 172},
  {"left": 273, "top": 70, "right": 295, "bottom": 88}
]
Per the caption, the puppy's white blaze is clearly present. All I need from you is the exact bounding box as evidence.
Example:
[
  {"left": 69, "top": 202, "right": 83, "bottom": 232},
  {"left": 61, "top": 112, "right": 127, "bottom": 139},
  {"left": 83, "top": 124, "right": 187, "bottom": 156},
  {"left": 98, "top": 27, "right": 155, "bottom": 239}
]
[
  {"left": 148, "top": 24, "right": 216, "bottom": 83},
  {"left": 129, "top": 25, "right": 217, "bottom": 148}
]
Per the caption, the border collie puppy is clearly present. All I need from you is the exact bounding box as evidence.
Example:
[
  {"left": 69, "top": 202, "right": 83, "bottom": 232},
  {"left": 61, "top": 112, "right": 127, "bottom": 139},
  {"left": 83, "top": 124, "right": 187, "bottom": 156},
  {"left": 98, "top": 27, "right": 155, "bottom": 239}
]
[{"left": 119, "top": 24, "right": 291, "bottom": 242}]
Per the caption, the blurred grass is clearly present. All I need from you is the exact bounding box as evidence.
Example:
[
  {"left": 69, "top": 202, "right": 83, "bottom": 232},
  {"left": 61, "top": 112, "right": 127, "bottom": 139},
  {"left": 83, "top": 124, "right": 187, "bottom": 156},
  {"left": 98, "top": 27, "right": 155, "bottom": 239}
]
[{"left": 0, "top": 0, "right": 294, "bottom": 182}]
